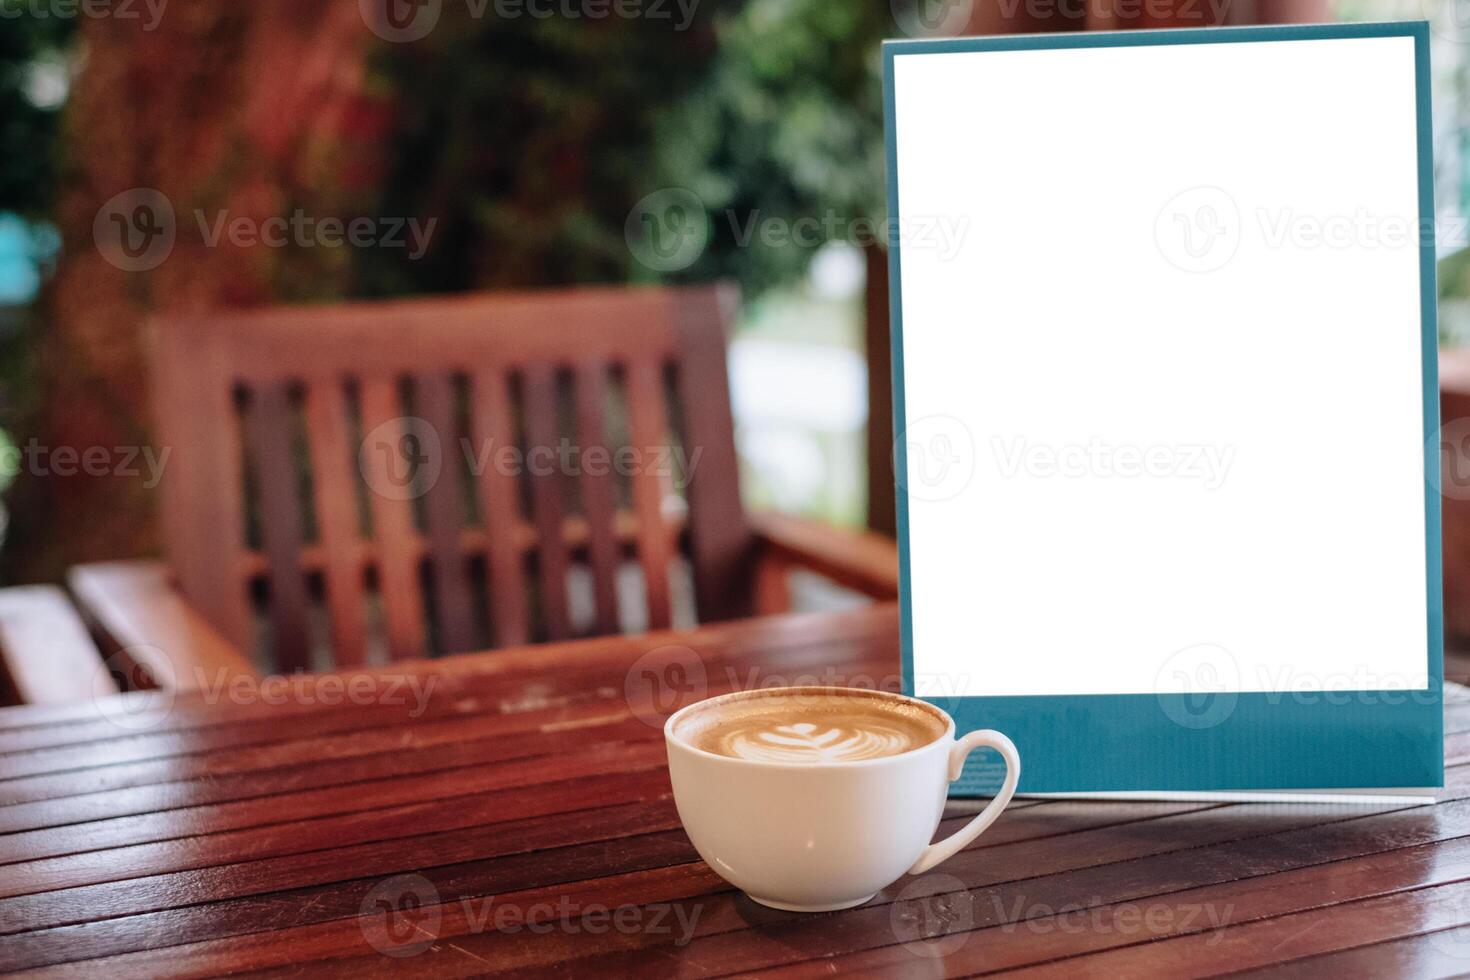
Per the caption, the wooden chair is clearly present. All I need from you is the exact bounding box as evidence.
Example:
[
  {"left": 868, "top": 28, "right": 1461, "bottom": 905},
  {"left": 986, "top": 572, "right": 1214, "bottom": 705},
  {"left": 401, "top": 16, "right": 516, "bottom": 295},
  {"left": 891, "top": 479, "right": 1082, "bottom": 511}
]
[{"left": 63, "top": 284, "right": 898, "bottom": 686}]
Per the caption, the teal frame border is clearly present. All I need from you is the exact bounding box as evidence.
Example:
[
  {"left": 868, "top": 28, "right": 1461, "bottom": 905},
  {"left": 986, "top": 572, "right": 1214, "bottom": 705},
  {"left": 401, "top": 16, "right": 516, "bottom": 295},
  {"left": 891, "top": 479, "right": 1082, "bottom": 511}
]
[{"left": 883, "top": 22, "right": 1444, "bottom": 793}]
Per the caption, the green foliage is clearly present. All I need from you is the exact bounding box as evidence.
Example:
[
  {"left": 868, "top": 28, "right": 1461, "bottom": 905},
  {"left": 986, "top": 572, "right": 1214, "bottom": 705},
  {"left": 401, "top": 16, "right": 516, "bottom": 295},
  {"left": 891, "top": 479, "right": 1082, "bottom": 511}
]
[
  {"left": 0, "top": 12, "right": 74, "bottom": 572},
  {"left": 358, "top": 0, "right": 888, "bottom": 298},
  {"left": 649, "top": 0, "right": 888, "bottom": 292},
  {"left": 1, "top": 7, "right": 893, "bottom": 306},
  {"left": 357, "top": 6, "right": 727, "bottom": 297},
  {"left": 0, "top": 12, "right": 72, "bottom": 218}
]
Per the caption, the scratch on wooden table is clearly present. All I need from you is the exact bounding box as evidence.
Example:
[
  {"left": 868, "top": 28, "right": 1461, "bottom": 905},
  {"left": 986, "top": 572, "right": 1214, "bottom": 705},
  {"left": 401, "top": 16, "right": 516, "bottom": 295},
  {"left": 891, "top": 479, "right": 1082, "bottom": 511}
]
[
  {"left": 1274, "top": 916, "right": 1324, "bottom": 951},
  {"left": 441, "top": 941, "right": 495, "bottom": 969},
  {"left": 542, "top": 712, "right": 632, "bottom": 732}
]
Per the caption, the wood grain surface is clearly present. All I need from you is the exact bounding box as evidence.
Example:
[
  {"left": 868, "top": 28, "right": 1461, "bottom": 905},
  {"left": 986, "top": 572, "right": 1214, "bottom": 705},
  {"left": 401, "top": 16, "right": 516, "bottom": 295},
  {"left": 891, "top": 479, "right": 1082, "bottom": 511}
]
[{"left": 1, "top": 604, "right": 1465, "bottom": 978}]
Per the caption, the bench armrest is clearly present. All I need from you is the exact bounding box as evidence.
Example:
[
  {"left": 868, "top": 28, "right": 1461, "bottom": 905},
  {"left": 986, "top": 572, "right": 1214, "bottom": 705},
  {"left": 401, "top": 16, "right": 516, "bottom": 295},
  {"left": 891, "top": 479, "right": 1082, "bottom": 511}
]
[
  {"left": 0, "top": 586, "right": 114, "bottom": 705},
  {"left": 749, "top": 512, "right": 899, "bottom": 611},
  {"left": 68, "top": 561, "right": 258, "bottom": 690}
]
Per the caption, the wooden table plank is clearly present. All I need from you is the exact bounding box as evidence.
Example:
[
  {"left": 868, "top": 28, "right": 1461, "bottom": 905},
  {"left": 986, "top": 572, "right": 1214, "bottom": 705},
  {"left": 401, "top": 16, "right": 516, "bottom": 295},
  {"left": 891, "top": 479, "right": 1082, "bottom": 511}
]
[
  {"left": 0, "top": 715, "right": 657, "bottom": 835},
  {"left": 437, "top": 797, "right": 1466, "bottom": 979},
  {"left": 1, "top": 798, "right": 1199, "bottom": 976},
  {"left": 0, "top": 738, "right": 668, "bottom": 867},
  {"left": 1227, "top": 925, "right": 1470, "bottom": 979},
  {"left": 994, "top": 879, "right": 1470, "bottom": 980},
  {"left": 0, "top": 644, "right": 886, "bottom": 826},
  {"left": 746, "top": 798, "right": 1470, "bottom": 978},
  {"left": 0, "top": 656, "right": 889, "bottom": 810},
  {"left": 0, "top": 605, "right": 901, "bottom": 755},
  {"left": 1, "top": 604, "right": 1465, "bottom": 979},
  {"left": 0, "top": 766, "right": 675, "bottom": 897}
]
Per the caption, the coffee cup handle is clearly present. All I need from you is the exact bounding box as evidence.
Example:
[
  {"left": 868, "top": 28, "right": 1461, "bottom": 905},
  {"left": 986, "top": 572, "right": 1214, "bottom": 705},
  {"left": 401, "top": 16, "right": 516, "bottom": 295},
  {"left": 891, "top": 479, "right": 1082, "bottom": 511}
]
[{"left": 907, "top": 729, "right": 1021, "bottom": 875}]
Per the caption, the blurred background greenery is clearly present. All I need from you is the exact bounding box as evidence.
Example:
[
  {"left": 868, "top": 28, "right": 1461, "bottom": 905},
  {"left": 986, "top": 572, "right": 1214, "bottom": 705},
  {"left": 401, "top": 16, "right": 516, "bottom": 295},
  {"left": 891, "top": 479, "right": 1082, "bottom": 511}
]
[
  {"left": 1, "top": 0, "right": 1465, "bottom": 580},
  {"left": 0, "top": 0, "right": 891, "bottom": 579}
]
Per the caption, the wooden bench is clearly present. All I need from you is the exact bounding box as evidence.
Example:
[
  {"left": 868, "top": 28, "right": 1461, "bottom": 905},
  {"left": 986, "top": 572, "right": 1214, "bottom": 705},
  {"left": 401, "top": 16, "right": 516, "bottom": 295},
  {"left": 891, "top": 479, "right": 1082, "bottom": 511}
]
[
  {"left": 83, "top": 285, "right": 899, "bottom": 674},
  {"left": 67, "top": 561, "right": 259, "bottom": 692},
  {"left": 0, "top": 585, "right": 114, "bottom": 706},
  {"left": 0, "top": 568, "right": 260, "bottom": 708}
]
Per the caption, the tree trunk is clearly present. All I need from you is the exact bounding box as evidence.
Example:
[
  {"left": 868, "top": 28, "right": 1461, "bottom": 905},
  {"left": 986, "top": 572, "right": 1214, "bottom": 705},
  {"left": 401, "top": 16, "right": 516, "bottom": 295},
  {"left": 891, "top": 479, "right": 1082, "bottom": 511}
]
[{"left": 5, "top": 2, "right": 382, "bottom": 582}]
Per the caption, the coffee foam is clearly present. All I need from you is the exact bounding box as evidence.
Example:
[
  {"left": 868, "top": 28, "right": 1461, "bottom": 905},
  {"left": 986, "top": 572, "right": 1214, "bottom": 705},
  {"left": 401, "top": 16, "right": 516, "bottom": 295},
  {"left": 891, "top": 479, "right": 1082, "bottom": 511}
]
[{"left": 673, "top": 688, "right": 947, "bottom": 764}]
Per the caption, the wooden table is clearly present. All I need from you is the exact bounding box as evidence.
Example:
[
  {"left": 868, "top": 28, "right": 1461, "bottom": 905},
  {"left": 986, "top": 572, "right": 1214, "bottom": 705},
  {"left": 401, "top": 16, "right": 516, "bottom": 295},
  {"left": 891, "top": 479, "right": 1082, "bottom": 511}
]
[{"left": 4, "top": 604, "right": 1470, "bottom": 978}]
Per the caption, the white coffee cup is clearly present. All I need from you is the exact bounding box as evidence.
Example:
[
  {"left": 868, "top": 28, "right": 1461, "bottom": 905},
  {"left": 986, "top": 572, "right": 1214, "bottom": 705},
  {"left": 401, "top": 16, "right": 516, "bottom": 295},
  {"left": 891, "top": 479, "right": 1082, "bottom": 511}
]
[{"left": 663, "top": 685, "right": 1020, "bottom": 912}]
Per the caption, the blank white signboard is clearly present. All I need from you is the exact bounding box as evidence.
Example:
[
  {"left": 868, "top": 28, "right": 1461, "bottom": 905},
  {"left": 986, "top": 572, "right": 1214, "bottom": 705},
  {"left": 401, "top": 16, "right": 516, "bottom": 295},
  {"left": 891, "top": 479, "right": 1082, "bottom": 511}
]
[{"left": 892, "top": 34, "right": 1429, "bottom": 699}]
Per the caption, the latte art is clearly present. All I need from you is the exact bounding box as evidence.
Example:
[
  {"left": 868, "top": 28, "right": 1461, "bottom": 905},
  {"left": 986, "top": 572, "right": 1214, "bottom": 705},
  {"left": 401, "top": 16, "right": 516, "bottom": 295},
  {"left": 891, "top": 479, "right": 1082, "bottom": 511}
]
[
  {"left": 673, "top": 687, "right": 947, "bottom": 764},
  {"left": 720, "top": 720, "right": 925, "bottom": 763}
]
